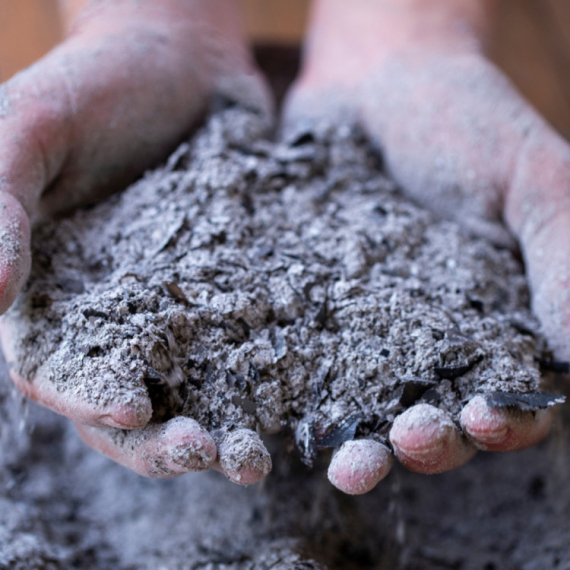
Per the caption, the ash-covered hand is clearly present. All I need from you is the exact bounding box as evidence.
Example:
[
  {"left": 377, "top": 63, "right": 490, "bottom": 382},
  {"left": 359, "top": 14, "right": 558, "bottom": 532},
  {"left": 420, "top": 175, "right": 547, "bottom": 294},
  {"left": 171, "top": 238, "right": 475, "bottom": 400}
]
[
  {"left": 285, "top": 0, "right": 561, "bottom": 494},
  {"left": 0, "top": 0, "right": 272, "bottom": 483}
]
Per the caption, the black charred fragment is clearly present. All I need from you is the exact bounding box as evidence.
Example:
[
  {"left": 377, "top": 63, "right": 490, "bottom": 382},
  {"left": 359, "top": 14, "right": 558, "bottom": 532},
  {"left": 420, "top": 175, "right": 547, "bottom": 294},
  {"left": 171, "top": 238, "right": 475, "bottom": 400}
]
[
  {"left": 82, "top": 308, "right": 109, "bottom": 320},
  {"left": 380, "top": 348, "right": 390, "bottom": 358},
  {"left": 254, "top": 244, "right": 274, "bottom": 259},
  {"left": 509, "top": 319, "right": 536, "bottom": 337},
  {"left": 295, "top": 416, "right": 318, "bottom": 467},
  {"left": 485, "top": 391, "right": 565, "bottom": 411},
  {"left": 225, "top": 371, "right": 236, "bottom": 389},
  {"left": 230, "top": 373, "right": 247, "bottom": 391},
  {"left": 468, "top": 297, "right": 485, "bottom": 313},
  {"left": 186, "top": 375, "right": 202, "bottom": 389},
  {"left": 538, "top": 359, "right": 570, "bottom": 374},
  {"left": 314, "top": 363, "right": 331, "bottom": 401},
  {"left": 163, "top": 281, "right": 193, "bottom": 305},
  {"left": 434, "top": 356, "right": 482, "bottom": 380},
  {"left": 398, "top": 378, "right": 438, "bottom": 408},
  {"left": 422, "top": 388, "right": 442, "bottom": 405},
  {"left": 86, "top": 346, "right": 103, "bottom": 358},
  {"left": 290, "top": 131, "right": 315, "bottom": 147},
  {"left": 241, "top": 193, "right": 255, "bottom": 215},
  {"left": 317, "top": 415, "right": 361, "bottom": 448},
  {"left": 231, "top": 395, "right": 257, "bottom": 414},
  {"left": 434, "top": 363, "right": 474, "bottom": 380},
  {"left": 237, "top": 318, "right": 251, "bottom": 340},
  {"left": 145, "top": 367, "right": 163, "bottom": 383},
  {"left": 205, "top": 363, "right": 214, "bottom": 383},
  {"left": 313, "top": 300, "right": 328, "bottom": 329},
  {"left": 143, "top": 367, "right": 178, "bottom": 421},
  {"left": 248, "top": 361, "right": 260, "bottom": 384},
  {"left": 221, "top": 320, "right": 243, "bottom": 341}
]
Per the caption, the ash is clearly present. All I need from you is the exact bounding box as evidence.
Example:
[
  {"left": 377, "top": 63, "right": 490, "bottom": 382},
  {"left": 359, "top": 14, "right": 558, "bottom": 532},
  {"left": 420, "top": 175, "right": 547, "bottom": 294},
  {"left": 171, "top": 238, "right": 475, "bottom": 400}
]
[{"left": 6, "top": 107, "right": 552, "bottom": 463}]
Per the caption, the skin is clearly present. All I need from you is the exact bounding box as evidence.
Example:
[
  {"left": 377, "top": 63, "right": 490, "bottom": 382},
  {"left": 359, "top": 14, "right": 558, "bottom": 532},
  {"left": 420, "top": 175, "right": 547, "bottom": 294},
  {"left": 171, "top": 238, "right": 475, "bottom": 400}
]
[
  {"left": 286, "top": 0, "right": 563, "bottom": 493},
  {"left": 0, "top": 0, "right": 564, "bottom": 492},
  {"left": 0, "top": 0, "right": 271, "bottom": 484}
]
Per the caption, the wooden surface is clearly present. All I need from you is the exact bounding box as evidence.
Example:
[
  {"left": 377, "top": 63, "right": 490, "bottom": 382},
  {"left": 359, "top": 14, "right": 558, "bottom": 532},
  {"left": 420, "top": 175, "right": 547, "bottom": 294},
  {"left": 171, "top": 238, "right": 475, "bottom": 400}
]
[
  {"left": 2, "top": 0, "right": 570, "bottom": 137},
  {"left": 0, "top": 0, "right": 61, "bottom": 82}
]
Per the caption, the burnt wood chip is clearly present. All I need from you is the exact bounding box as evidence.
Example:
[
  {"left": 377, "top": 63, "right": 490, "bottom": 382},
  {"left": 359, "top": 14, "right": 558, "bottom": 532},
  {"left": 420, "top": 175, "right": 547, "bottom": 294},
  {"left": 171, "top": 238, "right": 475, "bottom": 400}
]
[
  {"left": 317, "top": 415, "right": 361, "bottom": 448},
  {"left": 295, "top": 417, "right": 318, "bottom": 467},
  {"left": 398, "top": 378, "right": 438, "bottom": 408},
  {"left": 434, "top": 357, "right": 481, "bottom": 380},
  {"left": 231, "top": 395, "right": 257, "bottom": 414},
  {"left": 485, "top": 391, "right": 565, "bottom": 411},
  {"left": 538, "top": 359, "right": 570, "bottom": 374},
  {"left": 468, "top": 297, "right": 484, "bottom": 313},
  {"left": 290, "top": 131, "right": 315, "bottom": 147},
  {"left": 422, "top": 388, "right": 441, "bottom": 405},
  {"left": 313, "top": 301, "right": 328, "bottom": 328},
  {"left": 163, "top": 281, "right": 193, "bottom": 305},
  {"left": 82, "top": 308, "right": 109, "bottom": 320}
]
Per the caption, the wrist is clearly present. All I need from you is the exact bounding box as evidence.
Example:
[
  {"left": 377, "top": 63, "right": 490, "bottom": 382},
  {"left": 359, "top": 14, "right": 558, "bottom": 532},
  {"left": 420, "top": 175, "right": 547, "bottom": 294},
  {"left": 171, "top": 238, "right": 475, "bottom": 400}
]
[
  {"left": 57, "top": 0, "right": 257, "bottom": 94},
  {"left": 300, "top": 0, "right": 496, "bottom": 88}
]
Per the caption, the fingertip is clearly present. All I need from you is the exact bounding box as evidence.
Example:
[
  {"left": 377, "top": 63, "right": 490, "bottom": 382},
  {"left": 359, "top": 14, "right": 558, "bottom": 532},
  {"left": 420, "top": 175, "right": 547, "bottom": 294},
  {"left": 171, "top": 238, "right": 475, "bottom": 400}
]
[
  {"left": 461, "top": 395, "right": 553, "bottom": 452},
  {"left": 161, "top": 417, "right": 217, "bottom": 473},
  {"left": 328, "top": 439, "right": 393, "bottom": 495},
  {"left": 76, "top": 416, "right": 217, "bottom": 478},
  {"left": 390, "top": 404, "right": 476, "bottom": 474},
  {"left": 218, "top": 428, "right": 272, "bottom": 485},
  {"left": 98, "top": 396, "right": 153, "bottom": 430}
]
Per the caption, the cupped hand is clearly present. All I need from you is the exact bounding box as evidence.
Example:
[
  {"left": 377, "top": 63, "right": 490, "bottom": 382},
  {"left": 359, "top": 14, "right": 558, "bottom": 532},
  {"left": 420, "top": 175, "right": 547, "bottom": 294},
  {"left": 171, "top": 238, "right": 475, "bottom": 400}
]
[
  {"left": 0, "top": 0, "right": 272, "bottom": 483},
  {"left": 284, "top": 0, "right": 563, "bottom": 494}
]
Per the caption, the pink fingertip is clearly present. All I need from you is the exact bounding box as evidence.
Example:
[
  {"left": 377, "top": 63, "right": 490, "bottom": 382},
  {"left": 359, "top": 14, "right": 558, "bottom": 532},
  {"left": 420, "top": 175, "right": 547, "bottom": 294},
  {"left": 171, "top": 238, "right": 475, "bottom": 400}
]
[
  {"left": 390, "top": 404, "right": 456, "bottom": 459},
  {"left": 98, "top": 398, "right": 153, "bottom": 430},
  {"left": 328, "top": 439, "right": 393, "bottom": 495},
  {"left": 218, "top": 429, "right": 272, "bottom": 486},
  {"left": 460, "top": 396, "right": 509, "bottom": 446},
  {"left": 162, "top": 417, "right": 217, "bottom": 472},
  {"left": 390, "top": 404, "right": 476, "bottom": 474},
  {"left": 461, "top": 395, "right": 553, "bottom": 452}
]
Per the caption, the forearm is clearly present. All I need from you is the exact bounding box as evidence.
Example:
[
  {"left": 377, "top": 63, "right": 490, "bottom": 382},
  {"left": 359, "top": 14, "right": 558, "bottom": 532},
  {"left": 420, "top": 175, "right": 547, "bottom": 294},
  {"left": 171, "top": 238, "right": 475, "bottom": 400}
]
[
  {"left": 54, "top": 0, "right": 255, "bottom": 100},
  {"left": 57, "top": 0, "right": 248, "bottom": 49},
  {"left": 302, "top": 0, "right": 497, "bottom": 86}
]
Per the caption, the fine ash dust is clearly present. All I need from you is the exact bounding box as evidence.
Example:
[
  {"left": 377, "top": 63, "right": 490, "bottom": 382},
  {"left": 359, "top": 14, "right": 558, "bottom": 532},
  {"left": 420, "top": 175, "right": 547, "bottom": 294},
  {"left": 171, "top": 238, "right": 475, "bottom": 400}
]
[{"left": 5, "top": 107, "right": 561, "bottom": 464}]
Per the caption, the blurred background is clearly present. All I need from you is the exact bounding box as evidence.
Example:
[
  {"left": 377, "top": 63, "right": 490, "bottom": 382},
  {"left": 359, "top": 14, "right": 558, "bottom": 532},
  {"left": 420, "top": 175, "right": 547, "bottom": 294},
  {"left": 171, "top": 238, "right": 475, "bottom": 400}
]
[{"left": 2, "top": 0, "right": 570, "bottom": 137}]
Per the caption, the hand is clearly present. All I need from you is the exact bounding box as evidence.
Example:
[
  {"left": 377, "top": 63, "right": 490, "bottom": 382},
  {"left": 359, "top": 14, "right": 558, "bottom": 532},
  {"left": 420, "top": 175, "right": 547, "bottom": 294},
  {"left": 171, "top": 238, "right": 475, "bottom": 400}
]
[
  {"left": 285, "top": 0, "right": 560, "bottom": 494},
  {"left": 0, "top": 0, "right": 272, "bottom": 482}
]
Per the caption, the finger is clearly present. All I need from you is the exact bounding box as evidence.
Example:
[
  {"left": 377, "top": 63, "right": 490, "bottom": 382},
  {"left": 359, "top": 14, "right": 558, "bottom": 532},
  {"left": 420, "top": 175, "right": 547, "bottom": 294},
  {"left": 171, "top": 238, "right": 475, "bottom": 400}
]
[
  {"left": 76, "top": 416, "right": 217, "bottom": 478},
  {"left": 460, "top": 395, "right": 553, "bottom": 452},
  {"left": 0, "top": 193, "right": 31, "bottom": 314},
  {"left": 215, "top": 428, "right": 272, "bottom": 485},
  {"left": 327, "top": 439, "right": 393, "bottom": 495},
  {"left": 505, "top": 122, "right": 570, "bottom": 358},
  {"left": 0, "top": 323, "right": 152, "bottom": 429},
  {"left": 390, "top": 404, "right": 476, "bottom": 474}
]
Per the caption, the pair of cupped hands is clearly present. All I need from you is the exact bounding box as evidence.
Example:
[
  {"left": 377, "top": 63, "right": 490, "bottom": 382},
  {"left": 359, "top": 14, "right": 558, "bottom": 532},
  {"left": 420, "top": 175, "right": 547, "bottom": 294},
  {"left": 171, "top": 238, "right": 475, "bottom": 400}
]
[{"left": 0, "top": 0, "right": 567, "bottom": 495}]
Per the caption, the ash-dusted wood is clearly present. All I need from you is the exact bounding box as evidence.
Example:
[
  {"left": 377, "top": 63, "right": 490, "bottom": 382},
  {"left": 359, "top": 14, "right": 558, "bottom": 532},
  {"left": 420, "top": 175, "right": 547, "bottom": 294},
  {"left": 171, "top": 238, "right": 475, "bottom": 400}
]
[{"left": 0, "top": 0, "right": 62, "bottom": 82}]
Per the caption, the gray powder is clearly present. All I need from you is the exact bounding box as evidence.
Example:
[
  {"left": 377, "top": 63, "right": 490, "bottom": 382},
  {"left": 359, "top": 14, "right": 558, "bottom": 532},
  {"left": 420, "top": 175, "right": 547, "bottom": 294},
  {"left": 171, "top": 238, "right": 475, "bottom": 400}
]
[{"left": 4, "top": 107, "right": 561, "bottom": 464}]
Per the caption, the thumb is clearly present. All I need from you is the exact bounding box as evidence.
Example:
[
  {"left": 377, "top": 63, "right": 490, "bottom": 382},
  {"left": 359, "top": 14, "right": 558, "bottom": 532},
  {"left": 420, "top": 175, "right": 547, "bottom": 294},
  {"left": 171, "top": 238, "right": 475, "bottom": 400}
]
[{"left": 506, "top": 121, "right": 570, "bottom": 358}]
